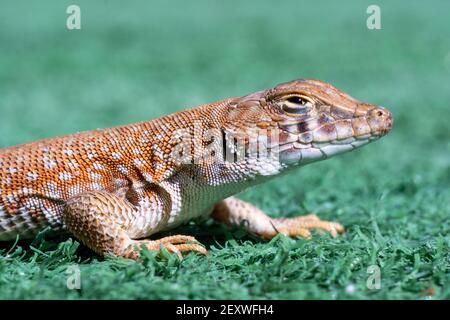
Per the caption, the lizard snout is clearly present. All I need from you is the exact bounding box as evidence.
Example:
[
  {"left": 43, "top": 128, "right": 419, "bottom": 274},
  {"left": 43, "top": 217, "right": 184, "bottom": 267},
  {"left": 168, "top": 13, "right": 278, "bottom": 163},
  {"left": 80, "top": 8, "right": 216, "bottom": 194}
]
[{"left": 367, "top": 106, "right": 393, "bottom": 136}]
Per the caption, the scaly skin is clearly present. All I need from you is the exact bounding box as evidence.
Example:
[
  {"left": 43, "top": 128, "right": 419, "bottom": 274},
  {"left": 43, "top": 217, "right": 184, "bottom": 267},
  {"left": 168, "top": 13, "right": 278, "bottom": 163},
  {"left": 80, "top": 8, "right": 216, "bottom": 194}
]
[{"left": 0, "top": 79, "right": 392, "bottom": 259}]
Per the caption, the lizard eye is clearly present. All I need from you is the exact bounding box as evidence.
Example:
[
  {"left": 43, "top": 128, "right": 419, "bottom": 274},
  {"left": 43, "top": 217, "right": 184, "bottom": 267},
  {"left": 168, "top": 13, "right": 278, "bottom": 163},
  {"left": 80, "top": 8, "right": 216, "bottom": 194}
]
[{"left": 281, "top": 96, "right": 313, "bottom": 115}]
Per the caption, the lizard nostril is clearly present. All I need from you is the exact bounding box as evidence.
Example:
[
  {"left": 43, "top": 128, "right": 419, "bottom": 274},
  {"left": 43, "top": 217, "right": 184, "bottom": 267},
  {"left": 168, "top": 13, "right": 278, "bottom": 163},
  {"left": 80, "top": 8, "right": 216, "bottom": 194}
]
[
  {"left": 370, "top": 107, "right": 393, "bottom": 131},
  {"left": 372, "top": 108, "right": 390, "bottom": 119}
]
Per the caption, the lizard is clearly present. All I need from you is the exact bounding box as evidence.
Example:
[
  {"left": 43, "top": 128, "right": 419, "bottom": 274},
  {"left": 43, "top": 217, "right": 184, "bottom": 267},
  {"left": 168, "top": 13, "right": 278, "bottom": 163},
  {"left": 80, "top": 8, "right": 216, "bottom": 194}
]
[{"left": 0, "top": 79, "right": 393, "bottom": 259}]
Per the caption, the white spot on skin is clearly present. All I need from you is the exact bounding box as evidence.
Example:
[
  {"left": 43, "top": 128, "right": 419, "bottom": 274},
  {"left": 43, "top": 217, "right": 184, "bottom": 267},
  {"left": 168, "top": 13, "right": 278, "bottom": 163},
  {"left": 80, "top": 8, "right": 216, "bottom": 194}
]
[
  {"left": 2, "top": 177, "right": 12, "bottom": 185},
  {"left": 26, "top": 172, "right": 39, "bottom": 181},
  {"left": 59, "top": 172, "right": 72, "bottom": 181},
  {"left": 87, "top": 151, "right": 97, "bottom": 159},
  {"left": 133, "top": 159, "right": 146, "bottom": 167},
  {"left": 6, "top": 194, "right": 15, "bottom": 204},
  {"left": 117, "top": 165, "right": 128, "bottom": 175},
  {"left": 159, "top": 124, "right": 171, "bottom": 131},
  {"left": 93, "top": 162, "right": 105, "bottom": 170},
  {"left": 8, "top": 167, "right": 17, "bottom": 174},
  {"left": 91, "top": 183, "right": 102, "bottom": 190},
  {"left": 64, "top": 149, "right": 74, "bottom": 156},
  {"left": 140, "top": 137, "right": 149, "bottom": 144},
  {"left": 113, "top": 178, "right": 127, "bottom": 188},
  {"left": 132, "top": 148, "right": 142, "bottom": 155},
  {"left": 67, "top": 159, "right": 79, "bottom": 169},
  {"left": 151, "top": 145, "right": 166, "bottom": 159},
  {"left": 112, "top": 152, "right": 121, "bottom": 160},
  {"left": 41, "top": 146, "right": 50, "bottom": 153},
  {"left": 21, "top": 187, "right": 33, "bottom": 194},
  {"left": 89, "top": 172, "right": 102, "bottom": 180},
  {"left": 43, "top": 157, "right": 57, "bottom": 169},
  {"left": 142, "top": 172, "right": 153, "bottom": 183}
]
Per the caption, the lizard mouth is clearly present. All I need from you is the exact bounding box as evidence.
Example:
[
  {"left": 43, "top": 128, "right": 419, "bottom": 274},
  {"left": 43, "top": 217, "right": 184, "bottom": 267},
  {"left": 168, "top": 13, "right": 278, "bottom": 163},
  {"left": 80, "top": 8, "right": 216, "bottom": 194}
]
[{"left": 278, "top": 106, "right": 393, "bottom": 165}]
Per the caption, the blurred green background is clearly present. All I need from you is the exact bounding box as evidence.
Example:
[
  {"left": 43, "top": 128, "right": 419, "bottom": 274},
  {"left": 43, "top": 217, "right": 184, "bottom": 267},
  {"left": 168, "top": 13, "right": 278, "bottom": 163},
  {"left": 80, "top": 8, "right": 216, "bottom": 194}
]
[{"left": 0, "top": 0, "right": 449, "bottom": 299}]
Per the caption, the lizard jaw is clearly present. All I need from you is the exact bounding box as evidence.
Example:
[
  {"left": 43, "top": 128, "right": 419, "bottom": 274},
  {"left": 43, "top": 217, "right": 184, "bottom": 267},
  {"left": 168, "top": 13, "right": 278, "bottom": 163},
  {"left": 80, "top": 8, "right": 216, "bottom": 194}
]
[{"left": 278, "top": 106, "right": 393, "bottom": 165}]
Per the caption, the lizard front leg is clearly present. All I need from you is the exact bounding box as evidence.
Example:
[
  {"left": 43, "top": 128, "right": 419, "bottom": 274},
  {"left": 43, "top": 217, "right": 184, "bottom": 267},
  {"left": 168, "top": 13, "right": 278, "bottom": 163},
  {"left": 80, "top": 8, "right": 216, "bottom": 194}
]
[
  {"left": 211, "top": 196, "right": 344, "bottom": 239},
  {"left": 62, "top": 191, "right": 206, "bottom": 259}
]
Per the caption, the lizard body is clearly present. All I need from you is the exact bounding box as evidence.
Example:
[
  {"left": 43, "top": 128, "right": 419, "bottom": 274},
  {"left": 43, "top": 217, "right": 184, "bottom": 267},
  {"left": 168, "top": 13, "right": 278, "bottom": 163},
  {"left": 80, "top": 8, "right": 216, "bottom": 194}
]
[{"left": 0, "top": 79, "right": 392, "bottom": 259}]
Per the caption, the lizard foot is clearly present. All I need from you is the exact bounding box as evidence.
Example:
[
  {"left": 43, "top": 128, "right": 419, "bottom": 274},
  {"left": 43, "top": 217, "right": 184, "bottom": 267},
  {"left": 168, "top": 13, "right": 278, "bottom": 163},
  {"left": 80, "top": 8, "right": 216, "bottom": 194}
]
[
  {"left": 270, "top": 214, "right": 344, "bottom": 239},
  {"left": 129, "top": 235, "right": 208, "bottom": 259}
]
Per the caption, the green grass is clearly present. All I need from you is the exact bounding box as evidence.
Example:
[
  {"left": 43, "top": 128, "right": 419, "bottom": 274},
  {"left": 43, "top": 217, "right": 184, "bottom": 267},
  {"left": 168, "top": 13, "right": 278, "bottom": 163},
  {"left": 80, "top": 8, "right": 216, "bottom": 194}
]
[{"left": 0, "top": 0, "right": 449, "bottom": 299}]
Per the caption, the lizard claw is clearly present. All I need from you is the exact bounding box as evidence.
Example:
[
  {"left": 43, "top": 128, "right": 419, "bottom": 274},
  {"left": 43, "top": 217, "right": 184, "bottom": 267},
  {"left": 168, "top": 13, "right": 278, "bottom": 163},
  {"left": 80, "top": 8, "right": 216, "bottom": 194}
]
[
  {"left": 147, "top": 235, "right": 208, "bottom": 258},
  {"left": 272, "top": 214, "right": 345, "bottom": 239}
]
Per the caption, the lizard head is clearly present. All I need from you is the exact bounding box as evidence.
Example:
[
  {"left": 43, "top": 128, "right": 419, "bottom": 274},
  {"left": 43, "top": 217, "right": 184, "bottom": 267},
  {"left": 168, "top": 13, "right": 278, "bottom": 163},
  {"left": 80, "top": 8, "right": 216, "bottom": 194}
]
[{"left": 225, "top": 79, "right": 393, "bottom": 167}]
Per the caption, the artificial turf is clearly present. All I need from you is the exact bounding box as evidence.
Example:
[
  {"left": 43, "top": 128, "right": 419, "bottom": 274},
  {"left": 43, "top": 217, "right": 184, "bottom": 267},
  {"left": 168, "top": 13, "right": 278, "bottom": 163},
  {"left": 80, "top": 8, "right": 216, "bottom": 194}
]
[{"left": 0, "top": 0, "right": 449, "bottom": 299}]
